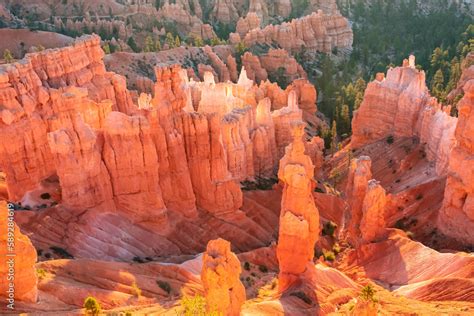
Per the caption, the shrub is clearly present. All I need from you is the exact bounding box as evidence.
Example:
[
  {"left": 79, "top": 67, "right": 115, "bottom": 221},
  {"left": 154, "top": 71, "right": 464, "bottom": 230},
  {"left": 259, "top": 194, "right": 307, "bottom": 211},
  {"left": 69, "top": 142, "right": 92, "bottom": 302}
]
[
  {"left": 290, "top": 291, "right": 312, "bottom": 305},
  {"left": 83, "top": 296, "right": 101, "bottom": 315},
  {"left": 360, "top": 284, "right": 376, "bottom": 302},
  {"left": 243, "top": 261, "right": 250, "bottom": 271},
  {"left": 49, "top": 246, "right": 73, "bottom": 259},
  {"left": 332, "top": 243, "right": 341, "bottom": 255},
  {"left": 258, "top": 265, "right": 268, "bottom": 273},
  {"left": 181, "top": 294, "right": 206, "bottom": 315},
  {"left": 131, "top": 281, "right": 141, "bottom": 297},
  {"left": 36, "top": 268, "right": 47, "bottom": 280},
  {"left": 322, "top": 221, "right": 337, "bottom": 237},
  {"left": 157, "top": 280, "right": 171, "bottom": 294},
  {"left": 322, "top": 249, "right": 336, "bottom": 262},
  {"left": 416, "top": 194, "right": 423, "bottom": 200},
  {"left": 386, "top": 135, "right": 394, "bottom": 144},
  {"left": 40, "top": 192, "right": 51, "bottom": 199},
  {"left": 133, "top": 256, "right": 145, "bottom": 263},
  {"left": 3, "top": 49, "right": 13, "bottom": 63}
]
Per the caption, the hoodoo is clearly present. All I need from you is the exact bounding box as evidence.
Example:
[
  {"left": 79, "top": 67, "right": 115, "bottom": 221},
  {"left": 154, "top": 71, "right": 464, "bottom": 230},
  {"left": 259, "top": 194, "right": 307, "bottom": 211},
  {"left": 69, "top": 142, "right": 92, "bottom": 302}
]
[
  {"left": 201, "top": 238, "right": 245, "bottom": 315},
  {"left": 276, "top": 121, "right": 320, "bottom": 292}
]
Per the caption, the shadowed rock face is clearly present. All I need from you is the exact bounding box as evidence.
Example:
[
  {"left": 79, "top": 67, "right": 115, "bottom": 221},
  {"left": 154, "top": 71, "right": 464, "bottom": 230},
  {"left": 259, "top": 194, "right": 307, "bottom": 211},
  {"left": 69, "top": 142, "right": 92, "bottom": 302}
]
[
  {"left": 277, "top": 122, "right": 320, "bottom": 292},
  {"left": 201, "top": 238, "right": 245, "bottom": 315},
  {"left": 439, "top": 76, "right": 474, "bottom": 244}
]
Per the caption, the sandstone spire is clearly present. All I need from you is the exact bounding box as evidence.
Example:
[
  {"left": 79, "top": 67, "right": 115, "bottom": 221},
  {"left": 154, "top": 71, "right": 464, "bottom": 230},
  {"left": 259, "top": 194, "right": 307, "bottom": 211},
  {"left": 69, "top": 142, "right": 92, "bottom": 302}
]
[
  {"left": 360, "top": 180, "right": 387, "bottom": 243},
  {"left": 276, "top": 121, "right": 320, "bottom": 292},
  {"left": 346, "top": 156, "right": 372, "bottom": 245},
  {"left": 201, "top": 238, "right": 245, "bottom": 316}
]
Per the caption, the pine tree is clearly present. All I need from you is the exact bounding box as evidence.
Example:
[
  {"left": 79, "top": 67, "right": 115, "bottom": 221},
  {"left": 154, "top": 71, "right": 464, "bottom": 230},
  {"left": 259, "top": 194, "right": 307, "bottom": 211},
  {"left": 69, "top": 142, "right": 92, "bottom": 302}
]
[
  {"left": 431, "top": 69, "right": 446, "bottom": 103},
  {"left": 3, "top": 49, "right": 13, "bottom": 63},
  {"left": 340, "top": 104, "right": 351, "bottom": 137},
  {"left": 127, "top": 37, "right": 139, "bottom": 53},
  {"left": 446, "top": 57, "right": 461, "bottom": 93},
  {"left": 102, "top": 43, "right": 111, "bottom": 54},
  {"left": 194, "top": 36, "right": 204, "bottom": 47},
  {"left": 175, "top": 35, "right": 181, "bottom": 47},
  {"left": 166, "top": 32, "right": 175, "bottom": 48},
  {"left": 330, "top": 120, "right": 338, "bottom": 153},
  {"left": 144, "top": 36, "right": 155, "bottom": 52},
  {"left": 155, "top": 40, "right": 162, "bottom": 52}
]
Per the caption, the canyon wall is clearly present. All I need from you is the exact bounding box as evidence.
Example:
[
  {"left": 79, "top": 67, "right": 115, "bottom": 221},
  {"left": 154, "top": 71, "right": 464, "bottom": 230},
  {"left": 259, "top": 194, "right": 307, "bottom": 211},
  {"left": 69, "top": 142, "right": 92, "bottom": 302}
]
[
  {"left": 0, "top": 35, "right": 320, "bottom": 260},
  {"left": 240, "top": 10, "right": 353, "bottom": 53},
  {"left": 351, "top": 57, "right": 457, "bottom": 175},
  {"left": 438, "top": 74, "right": 474, "bottom": 245}
]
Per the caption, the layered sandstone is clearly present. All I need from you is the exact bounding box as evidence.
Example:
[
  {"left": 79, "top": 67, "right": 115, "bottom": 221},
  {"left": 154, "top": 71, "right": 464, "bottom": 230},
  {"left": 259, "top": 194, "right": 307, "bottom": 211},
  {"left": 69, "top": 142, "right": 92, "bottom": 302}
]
[
  {"left": 277, "top": 122, "right": 320, "bottom": 292},
  {"left": 351, "top": 57, "right": 457, "bottom": 175},
  {"left": 346, "top": 156, "right": 372, "bottom": 245},
  {"left": 236, "top": 13, "right": 261, "bottom": 37},
  {"left": 438, "top": 75, "right": 474, "bottom": 244},
  {"left": 242, "top": 11, "right": 353, "bottom": 53},
  {"left": 0, "top": 201, "right": 37, "bottom": 303},
  {"left": 201, "top": 238, "right": 245, "bottom": 315},
  {"left": 0, "top": 34, "right": 325, "bottom": 264},
  {"left": 0, "top": 34, "right": 133, "bottom": 201},
  {"left": 360, "top": 180, "right": 387, "bottom": 243}
]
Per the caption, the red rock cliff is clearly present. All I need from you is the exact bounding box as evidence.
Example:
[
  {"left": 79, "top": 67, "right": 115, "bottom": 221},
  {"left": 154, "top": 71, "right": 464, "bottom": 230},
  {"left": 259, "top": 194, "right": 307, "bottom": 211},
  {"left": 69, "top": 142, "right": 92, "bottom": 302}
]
[{"left": 438, "top": 74, "right": 474, "bottom": 244}]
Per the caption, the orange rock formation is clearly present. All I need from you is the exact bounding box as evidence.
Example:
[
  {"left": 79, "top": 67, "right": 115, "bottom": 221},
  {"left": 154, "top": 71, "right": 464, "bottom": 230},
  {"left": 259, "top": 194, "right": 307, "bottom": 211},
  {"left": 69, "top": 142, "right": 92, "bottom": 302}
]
[
  {"left": 241, "top": 10, "right": 353, "bottom": 53},
  {"left": 351, "top": 57, "right": 457, "bottom": 175},
  {"left": 438, "top": 74, "right": 474, "bottom": 244},
  {"left": 346, "top": 156, "right": 373, "bottom": 245},
  {"left": 276, "top": 122, "right": 320, "bottom": 292},
  {"left": 201, "top": 238, "right": 245, "bottom": 315},
  {"left": 0, "top": 201, "right": 37, "bottom": 303}
]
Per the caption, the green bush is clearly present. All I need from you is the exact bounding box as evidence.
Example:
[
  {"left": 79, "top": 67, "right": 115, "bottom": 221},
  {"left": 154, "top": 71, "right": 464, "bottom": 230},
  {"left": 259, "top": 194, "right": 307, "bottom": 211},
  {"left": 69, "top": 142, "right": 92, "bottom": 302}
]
[
  {"left": 157, "top": 280, "right": 171, "bottom": 294},
  {"left": 322, "top": 249, "right": 336, "bottom": 262},
  {"left": 243, "top": 261, "right": 250, "bottom": 271},
  {"left": 258, "top": 265, "right": 268, "bottom": 273},
  {"left": 83, "top": 296, "right": 101, "bottom": 315},
  {"left": 386, "top": 135, "right": 394, "bottom": 144},
  {"left": 360, "top": 284, "right": 377, "bottom": 302},
  {"left": 36, "top": 268, "right": 47, "bottom": 280},
  {"left": 181, "top": 294, "right": 206, "bottom": 315},
  {"left": 322, "top": 221, "right": 337, "bottom": 237}
]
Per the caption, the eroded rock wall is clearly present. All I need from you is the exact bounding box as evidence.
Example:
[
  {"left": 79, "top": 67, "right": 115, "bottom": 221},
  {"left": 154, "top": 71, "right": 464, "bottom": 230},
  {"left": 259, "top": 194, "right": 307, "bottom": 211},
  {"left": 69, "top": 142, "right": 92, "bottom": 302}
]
[
  {"left": 439, "top": 76, "right": 474, "bottom": 245},
  {"left": 351, "top": 57, "right": 457, "bottom": 176}
]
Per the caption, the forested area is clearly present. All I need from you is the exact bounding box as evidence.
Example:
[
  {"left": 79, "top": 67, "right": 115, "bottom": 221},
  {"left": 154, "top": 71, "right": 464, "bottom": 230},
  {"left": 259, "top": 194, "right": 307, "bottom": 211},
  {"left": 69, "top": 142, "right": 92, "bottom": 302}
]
[{"left": 304, "top": 0, "right": 473, "bottom": 146}]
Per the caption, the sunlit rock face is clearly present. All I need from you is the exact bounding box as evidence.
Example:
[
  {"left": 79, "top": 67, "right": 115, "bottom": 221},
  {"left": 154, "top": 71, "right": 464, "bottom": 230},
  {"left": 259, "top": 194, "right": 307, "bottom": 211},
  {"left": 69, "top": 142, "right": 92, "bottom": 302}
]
[
  {"left": 0, "top": 201, "right": 37, "bottom": 303},
  {"left": 439, "top": 76, "right": 474, "bottom": 245},
  {"left": 0, "top": 35, "right": 323, "bottom": 260},
  {"left": 351, "top": 57, "right": 457, "bottom": 176},
  {"left": 276, "top": 122, "right": 320, "bottom": 292},
  {"left": 360, "top": 180, "right": 387, "bottom": 243},
  {"left": 242, "top": 10, "right": 353, "bottom": 54},
  {"left": 346, "top": 156, "right": 373, "bottom": 245},
  {"left": 0, "top": 34, "right": 133, "bottom": 201},
  {"left": 201, "top": 238, "right": 245, "bottom": 316}
]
